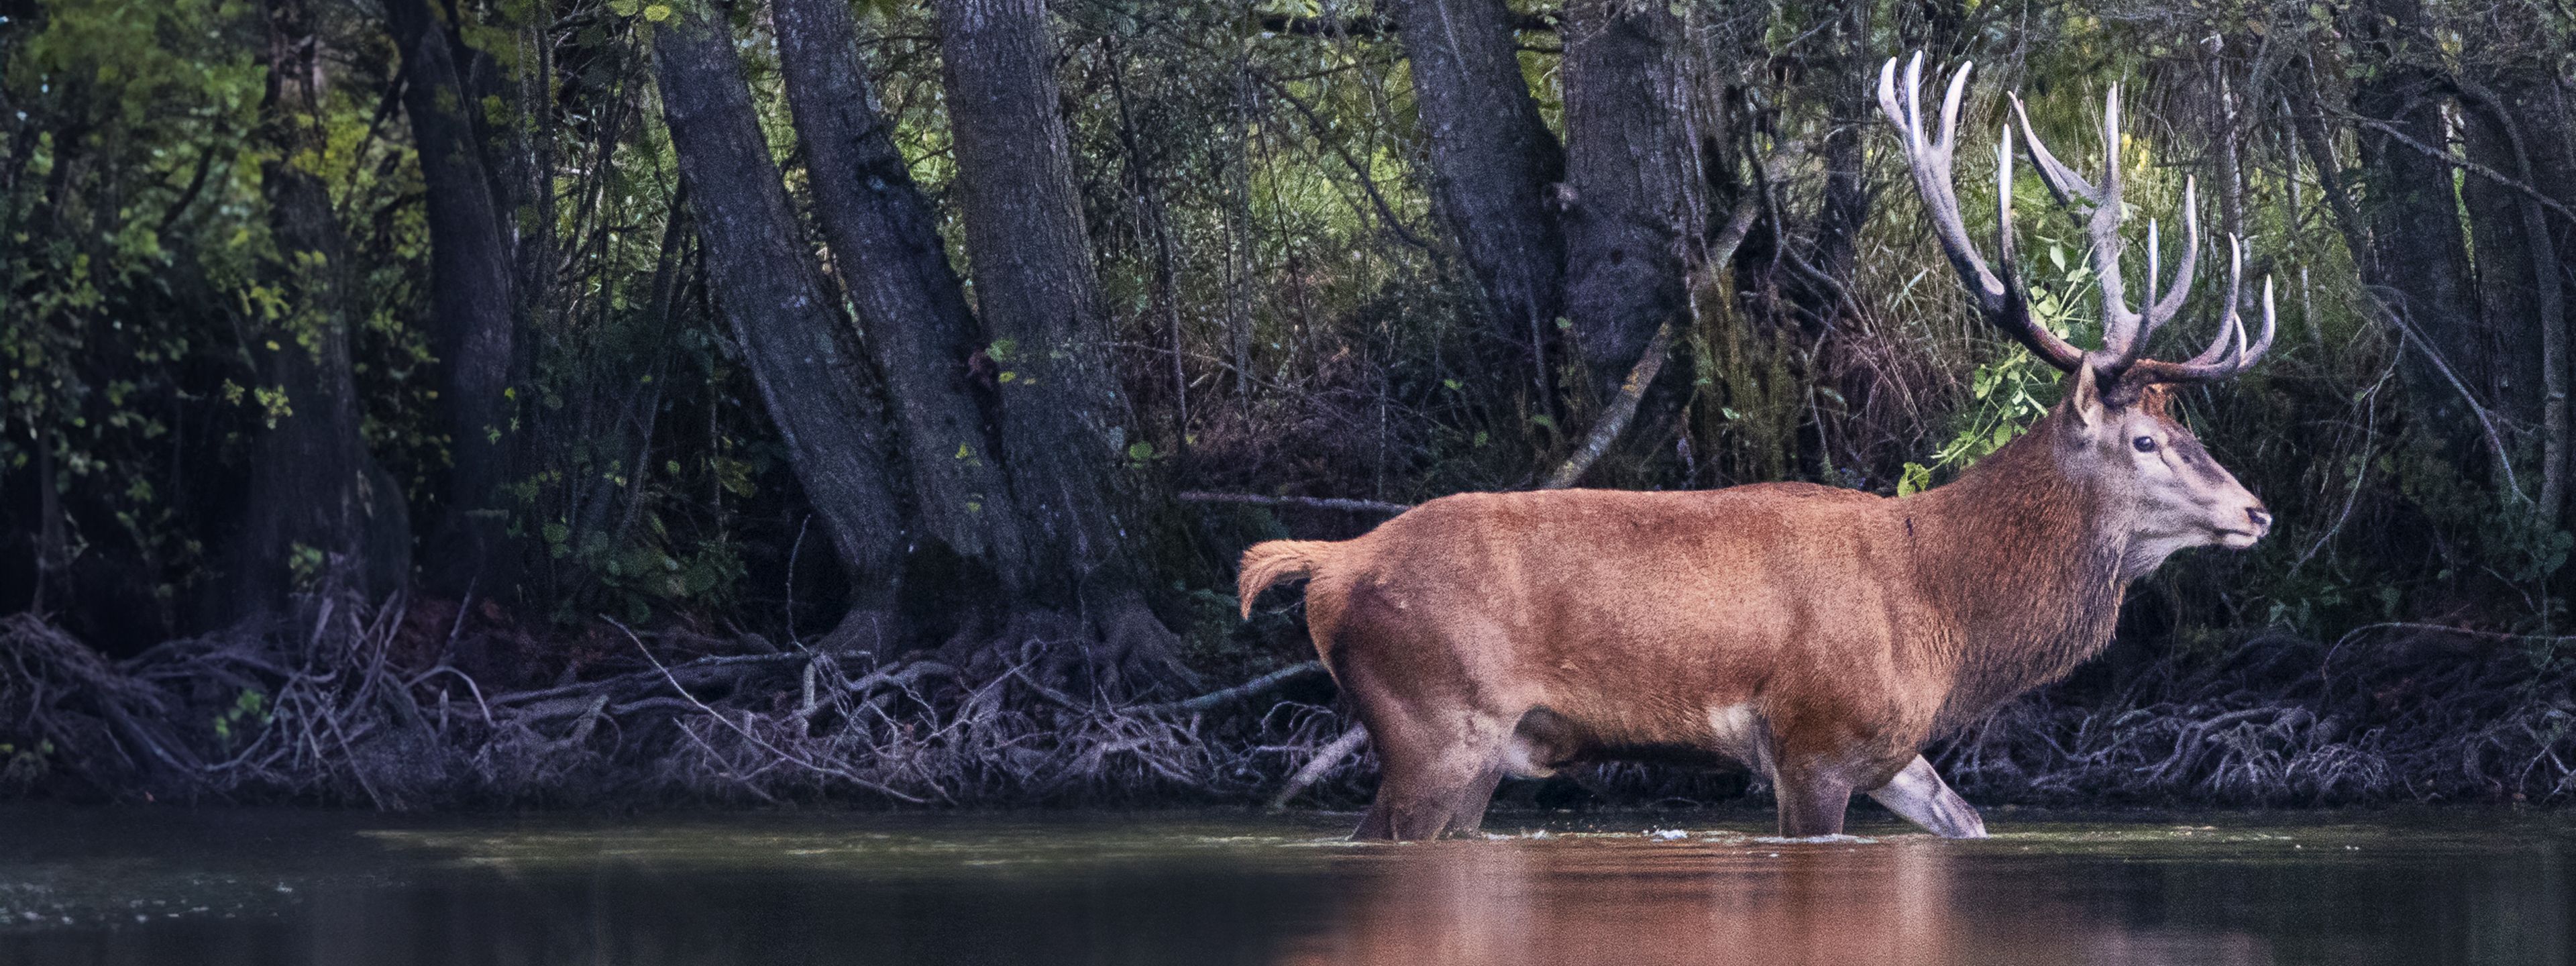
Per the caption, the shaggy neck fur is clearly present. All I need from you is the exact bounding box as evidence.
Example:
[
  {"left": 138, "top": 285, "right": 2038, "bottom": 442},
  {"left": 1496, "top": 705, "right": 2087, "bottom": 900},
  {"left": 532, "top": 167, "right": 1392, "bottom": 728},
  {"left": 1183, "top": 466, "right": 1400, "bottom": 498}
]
[{"left": 1902, "top": 402, "right": 2137, "bottom": 729}]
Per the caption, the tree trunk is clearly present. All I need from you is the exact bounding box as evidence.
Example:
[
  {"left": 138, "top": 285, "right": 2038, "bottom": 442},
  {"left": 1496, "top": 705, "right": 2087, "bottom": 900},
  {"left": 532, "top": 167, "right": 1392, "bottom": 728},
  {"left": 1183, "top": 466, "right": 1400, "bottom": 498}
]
[
  {"left": 649, "top": 4, "right": 908, "bottom": 623},
  {"left": 229, "top": 0, "right": 411, "bottom": 620},
  {"left": 388, "top": 0, "right": 521, "bottom": 597},
  {"left": 1384, "top": 0, "right": 1566, "bottom": 395},
  {"left": 934, "top": 0, "right": 1187, "bottom": 677},
  {"left": 773, "top": 0, "right": 1031, "bottom": 594},
  {"left": 2348, "top": 0, "right": 2489, "bottom": 443},
  {"left": 2457, "top": 25, "right": 2573, "bottom": 523},
  {"left": 1797, "top": 0, "right": 1871, "bottom": 331},
  {"left": 1559, "top": 0, "right": 1692, "bottom": 405}
]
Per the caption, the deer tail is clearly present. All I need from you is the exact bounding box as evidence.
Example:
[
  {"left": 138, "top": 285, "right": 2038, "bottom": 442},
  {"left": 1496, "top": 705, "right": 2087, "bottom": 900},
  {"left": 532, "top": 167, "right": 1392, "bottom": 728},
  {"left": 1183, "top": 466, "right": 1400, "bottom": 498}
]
[{"left": 1237, "top": 540, "right": 1336, "bottom": 619}]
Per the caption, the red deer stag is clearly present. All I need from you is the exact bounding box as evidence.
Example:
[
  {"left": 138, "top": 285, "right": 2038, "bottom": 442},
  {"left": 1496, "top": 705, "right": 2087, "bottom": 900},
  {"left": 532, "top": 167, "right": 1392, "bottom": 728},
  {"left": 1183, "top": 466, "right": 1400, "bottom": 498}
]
[{"left": 1238, "top": 53, "right": 2277, "bottom": 841}]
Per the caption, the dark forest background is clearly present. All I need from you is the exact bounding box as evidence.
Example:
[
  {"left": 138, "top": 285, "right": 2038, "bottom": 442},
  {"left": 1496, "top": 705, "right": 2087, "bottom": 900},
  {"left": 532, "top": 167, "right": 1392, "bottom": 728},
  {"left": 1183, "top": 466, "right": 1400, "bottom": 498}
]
[{"left": 1, "top": 0, "right": 2571, "bottom": 808}]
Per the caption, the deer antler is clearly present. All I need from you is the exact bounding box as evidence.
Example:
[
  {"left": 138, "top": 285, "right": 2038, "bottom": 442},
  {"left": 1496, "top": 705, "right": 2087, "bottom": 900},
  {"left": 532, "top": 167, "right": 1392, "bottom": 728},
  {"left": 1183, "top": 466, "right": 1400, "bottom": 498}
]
[
  {"left": 2121, "top": 237, "right": 2277, "bottom": 386},
  {"left": 1880, "top": 52, "right": 2272, "bottom": 400},
  {"left": 1878, "top": 54, "right": 2085, "bottom": 373},
  {"left": 2008, "top": 81, "right": 2201, "bottom": 373}
]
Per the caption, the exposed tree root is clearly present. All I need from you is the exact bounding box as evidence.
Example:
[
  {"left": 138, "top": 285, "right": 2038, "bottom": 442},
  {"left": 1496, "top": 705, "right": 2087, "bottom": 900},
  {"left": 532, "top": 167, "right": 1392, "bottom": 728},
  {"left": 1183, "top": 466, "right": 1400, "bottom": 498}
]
[
  {"left": 5, "top": 603, "right": 2567, "bottom": 810},
  {"left": 0, "top": 597, "right": 1365, "bottom": 809},
  {"left": 1931, "top": 627, "right": 2576, "bottom": 805}
]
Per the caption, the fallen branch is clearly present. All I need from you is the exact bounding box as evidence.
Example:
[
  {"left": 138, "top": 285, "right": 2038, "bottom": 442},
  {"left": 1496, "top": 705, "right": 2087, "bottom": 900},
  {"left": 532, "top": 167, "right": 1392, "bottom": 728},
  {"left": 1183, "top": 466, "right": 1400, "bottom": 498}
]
[
  {"left": 1268, "top": 726, "right": 1369, "bottom": 810},
  {"left": 1178, "top": 490, "right": 1412, "bottom": 515},
  {"left": 1542, "top": 143, "right": 1789, "bottom": 490},
  {"left": 1544, "top": 319, "right": 1677, "bottom": 489},
  {"left": 1132, "top": 661, "right": 1326, "bottom": 716}
]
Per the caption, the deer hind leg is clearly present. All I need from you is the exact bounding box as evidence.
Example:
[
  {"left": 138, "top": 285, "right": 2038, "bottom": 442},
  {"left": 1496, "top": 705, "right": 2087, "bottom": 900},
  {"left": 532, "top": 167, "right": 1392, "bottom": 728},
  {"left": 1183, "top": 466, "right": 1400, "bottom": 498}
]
[
  {"left": 1351, "top": 706, "right": 1514, "bottom": 841},
  {"left": 1770, "top": 760, "right": 1856, "bottom": 839},
  {"left": 1866, "top": 755, "right": 1988, "bottom": 839}
]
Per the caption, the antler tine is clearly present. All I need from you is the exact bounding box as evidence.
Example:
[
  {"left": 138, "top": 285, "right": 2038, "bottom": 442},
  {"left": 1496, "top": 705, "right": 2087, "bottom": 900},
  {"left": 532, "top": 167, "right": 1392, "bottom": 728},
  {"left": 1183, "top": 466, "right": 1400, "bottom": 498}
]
[
  {"left": 2011, "top": 93, "right": 2101, "bottom": 206},
  {"left": 2247, "top": 275, "right": 2278, "bottom": 368},
  {"left": 2145, "top": 218, "right": 2160, "bottom": 338},
  {"left": 1937, "top": 52, "right": 1972, "bottom": 155},
  {"left": 2084, "top": 82, "right": 2153, "bottom": 364},
  {"left": 1997, "top": 124, "right": 2027, "bottom": 309},
  {"left": 1878, "top": 53, "right": 2085, "bottom": 373},
  {"left": 2182, "top": 235, "right": 2245, "bottom": 367},
  {"left": 2135, "top": 176, "right": 2202, "bottom": 354},
  {"left": 2123, "top": 242, "right": 2276, "bottom": 387}
]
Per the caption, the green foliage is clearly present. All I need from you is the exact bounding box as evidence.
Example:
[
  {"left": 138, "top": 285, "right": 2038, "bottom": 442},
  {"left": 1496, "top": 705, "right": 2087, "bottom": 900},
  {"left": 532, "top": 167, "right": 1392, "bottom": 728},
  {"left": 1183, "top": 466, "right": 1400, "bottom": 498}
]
[
  {"left": 209, "top": 687, "right": 269, "bottom": 751},
  {"left": 2, "top": 0, "right": 2566, "bottom": 669}
]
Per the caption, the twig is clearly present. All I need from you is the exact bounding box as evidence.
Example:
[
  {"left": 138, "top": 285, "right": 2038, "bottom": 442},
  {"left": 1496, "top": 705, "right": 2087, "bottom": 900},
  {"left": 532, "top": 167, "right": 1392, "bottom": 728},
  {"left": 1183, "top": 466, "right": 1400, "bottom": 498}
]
[
  {"left": 1268, "top": 726, "right": 1368, "bottom": 810},
  {"left": 607, "top": 618, "right": 929, "bottom": 804},
  {"left": 2343, "top": 114, "right": 2576, "bottom": 225},
  {"left": 2369, "top": 294, "right": 2529, "bottom": 503},
  {"left": 1132, "top": 661, "right": 1326, "bottom": 715},
  {"left": 1179, "top": 490, "right": 1412, "bottom": 515}
]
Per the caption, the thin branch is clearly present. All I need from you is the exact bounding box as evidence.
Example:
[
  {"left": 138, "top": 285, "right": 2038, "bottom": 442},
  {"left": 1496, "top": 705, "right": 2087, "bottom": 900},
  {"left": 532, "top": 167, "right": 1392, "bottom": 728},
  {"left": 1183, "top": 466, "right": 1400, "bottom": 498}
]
[
  {"left": 2369, "top": 292, "right": 2529, "bottom": 504},
  {"left": 2343, "top": 113, "right": 2576, "bottom": 225},
  {"left": 1132, "top": 661, "right": 1326, "bottom": 715},
  {"left": 1179, "top": 490, "right": 1412, "bottom": 515},
  {"left": 1267, "top": 726, "right": 1369, "bottom": 810},
  {"left": 610, "top": 619, "right": 930, "bottom": 804},
  {"left": 1248, "top": 69, "right": 1433, "bottom": 251}
]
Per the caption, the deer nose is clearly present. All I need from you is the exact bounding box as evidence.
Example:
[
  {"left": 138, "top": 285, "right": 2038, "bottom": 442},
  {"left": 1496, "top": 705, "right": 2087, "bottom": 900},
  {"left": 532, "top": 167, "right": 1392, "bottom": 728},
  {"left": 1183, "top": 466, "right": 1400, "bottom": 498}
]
[{"left": 2247, "top": 506, "right": 2273, "bottom": 531}]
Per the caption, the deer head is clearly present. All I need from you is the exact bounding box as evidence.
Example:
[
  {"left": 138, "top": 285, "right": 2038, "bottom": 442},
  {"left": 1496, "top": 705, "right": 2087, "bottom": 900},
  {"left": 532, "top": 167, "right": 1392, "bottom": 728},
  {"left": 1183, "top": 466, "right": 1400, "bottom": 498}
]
[{"left": 1879, "top": 52, "right": 2275, "bottom": 564}]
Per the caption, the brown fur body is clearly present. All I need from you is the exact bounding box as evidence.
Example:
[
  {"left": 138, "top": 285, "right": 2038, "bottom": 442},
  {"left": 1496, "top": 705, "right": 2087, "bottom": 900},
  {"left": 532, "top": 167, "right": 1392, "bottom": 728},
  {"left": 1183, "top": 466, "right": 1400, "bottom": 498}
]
[
  {"left": 1240, "top": 394, "right": 2252, "bottom": 841},
  {"left": 1244, "top": 56, "right": 2284, "bottom": 841}
]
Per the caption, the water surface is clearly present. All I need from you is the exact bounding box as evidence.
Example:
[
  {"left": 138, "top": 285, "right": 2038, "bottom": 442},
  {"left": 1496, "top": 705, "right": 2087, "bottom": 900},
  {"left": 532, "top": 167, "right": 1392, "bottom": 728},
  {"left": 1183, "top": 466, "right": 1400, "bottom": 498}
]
[{"left": 0, "top": 806, "right": 2569, "bottom": 965}]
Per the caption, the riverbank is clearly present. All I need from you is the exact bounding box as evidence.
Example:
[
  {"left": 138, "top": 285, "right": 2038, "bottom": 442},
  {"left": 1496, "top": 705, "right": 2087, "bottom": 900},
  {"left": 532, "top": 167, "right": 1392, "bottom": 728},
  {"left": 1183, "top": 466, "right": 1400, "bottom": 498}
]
[{"left": 5, "top": 598, "right": 2572, "bottom": 810}]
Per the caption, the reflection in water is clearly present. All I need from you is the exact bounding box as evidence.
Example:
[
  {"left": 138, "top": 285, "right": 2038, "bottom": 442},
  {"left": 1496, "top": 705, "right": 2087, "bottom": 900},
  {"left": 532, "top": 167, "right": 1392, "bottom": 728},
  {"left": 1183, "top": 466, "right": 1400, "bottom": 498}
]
[
  {"left": 0, "top": 810, "right": 2570, "bottom": 966},
  {"left": 1282, "top": 839, "right": 2270, "bottom": 966}
]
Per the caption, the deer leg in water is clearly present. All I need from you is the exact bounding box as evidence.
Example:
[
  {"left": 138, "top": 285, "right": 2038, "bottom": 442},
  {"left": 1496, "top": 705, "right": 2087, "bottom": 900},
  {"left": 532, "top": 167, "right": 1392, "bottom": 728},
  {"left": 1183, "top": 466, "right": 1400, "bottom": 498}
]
[
  {"left": 1772, "top": 763, "right": 1856, "bottom": 838},
  {"left": 1441, "top": 759, "right": 1507, "bottom": 836},
  {"left": 1866, "top": 755, "right": 1988, "bottom": 839},
  {"left": 1350, "top": 702, "right": 1513, "bottom": 841},
  {"left": 1354, "top": 742, "right": 1501, "bottom": 840}
]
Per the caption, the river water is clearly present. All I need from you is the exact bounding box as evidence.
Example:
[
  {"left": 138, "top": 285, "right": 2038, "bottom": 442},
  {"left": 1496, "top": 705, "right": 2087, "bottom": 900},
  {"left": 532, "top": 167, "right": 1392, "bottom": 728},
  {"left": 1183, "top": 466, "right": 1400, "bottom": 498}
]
[{"left": 0, "top": 806, "right": 2568, "bottom": 965}]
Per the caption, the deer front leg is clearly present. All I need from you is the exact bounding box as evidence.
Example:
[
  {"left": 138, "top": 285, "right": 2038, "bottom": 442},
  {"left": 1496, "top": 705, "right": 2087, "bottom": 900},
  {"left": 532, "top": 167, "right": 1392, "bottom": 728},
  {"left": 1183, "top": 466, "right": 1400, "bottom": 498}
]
[{"left": 1866, "top": 755, "right": 1987, "bottom": 839}]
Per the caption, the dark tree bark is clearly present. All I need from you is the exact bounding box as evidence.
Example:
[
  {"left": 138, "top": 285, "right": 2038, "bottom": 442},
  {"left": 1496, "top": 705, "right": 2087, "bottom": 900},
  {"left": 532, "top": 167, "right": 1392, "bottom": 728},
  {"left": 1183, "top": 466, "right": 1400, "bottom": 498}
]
[
  {"left": 1384, "top": 0, "right": 1566, "bottom": 392},
  {"left": 229, "top": 0, "right": 410, "bottom": 619},
  {"left": 2347, "top": 0, "right": 2488, "bottom": 440},
  {"left": 388, "top": 0, "right": 521, "bottom": 597},
  {"left": 934, "top": 0, "right": 1179, "bottom": 660},
  {"left": 1559, "top": 0, "right": 1692, "bottom": 403},
  {"left": 1799, "top": 0, "right": 1872, "bottom": 328},
  {"left": 2458, "top": 79, "right": 2559, "bottom": 423},
  {"left": 772, "top": 0, "right": 1031, "bottom": 592},
  {"left": 2455, "top": 13, "right": 2573, "bottom": 519},
  {"left": 649, "top": 4, "right": 908, "bottom": 622}
]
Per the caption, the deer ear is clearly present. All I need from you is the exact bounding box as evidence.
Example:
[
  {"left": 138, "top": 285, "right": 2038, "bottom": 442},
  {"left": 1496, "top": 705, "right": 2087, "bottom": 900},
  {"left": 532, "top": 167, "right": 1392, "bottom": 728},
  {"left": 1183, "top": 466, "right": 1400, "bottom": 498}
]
[{"left": 2068, "top": 364, "right": 2110, "bottom": 431}]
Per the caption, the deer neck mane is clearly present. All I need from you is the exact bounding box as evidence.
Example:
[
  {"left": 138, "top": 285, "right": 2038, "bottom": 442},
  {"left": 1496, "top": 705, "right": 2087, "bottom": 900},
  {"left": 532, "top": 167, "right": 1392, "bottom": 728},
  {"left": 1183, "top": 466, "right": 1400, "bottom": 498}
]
[{"left": 1907, "top": 405, "right": 2133, "bottom": 727}]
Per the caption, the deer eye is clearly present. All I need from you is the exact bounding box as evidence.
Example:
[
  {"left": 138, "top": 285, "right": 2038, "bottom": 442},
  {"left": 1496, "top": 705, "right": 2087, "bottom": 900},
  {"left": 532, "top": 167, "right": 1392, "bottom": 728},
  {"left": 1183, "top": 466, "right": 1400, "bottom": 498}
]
[{"left": 2133, "top": 436, "right": 2158, "bottom": 453}]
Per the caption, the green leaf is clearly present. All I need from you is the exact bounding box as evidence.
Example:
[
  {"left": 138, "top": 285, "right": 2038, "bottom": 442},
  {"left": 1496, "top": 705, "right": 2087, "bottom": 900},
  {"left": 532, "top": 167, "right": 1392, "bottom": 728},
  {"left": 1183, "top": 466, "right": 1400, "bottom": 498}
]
[{"left": 1897, "top": 462, "right": 1933, "bottom": 497}]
